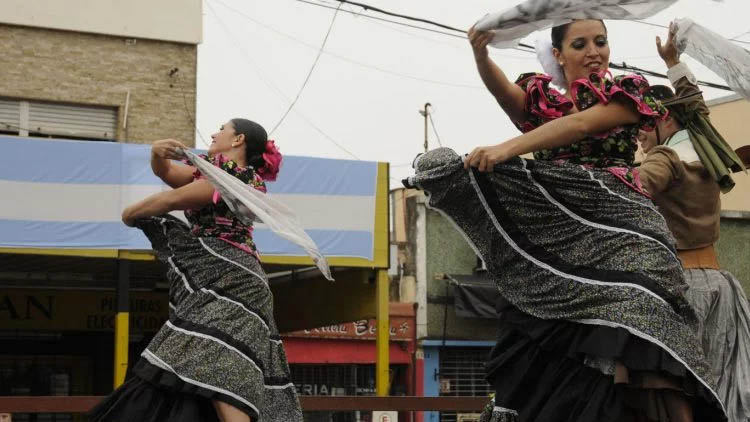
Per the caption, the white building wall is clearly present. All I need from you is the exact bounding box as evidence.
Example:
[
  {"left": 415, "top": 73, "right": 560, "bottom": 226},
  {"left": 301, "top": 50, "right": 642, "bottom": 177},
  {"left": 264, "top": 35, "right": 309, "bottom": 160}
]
[{"left": 0, "top": 0, "right": 202, "bottom": 44}]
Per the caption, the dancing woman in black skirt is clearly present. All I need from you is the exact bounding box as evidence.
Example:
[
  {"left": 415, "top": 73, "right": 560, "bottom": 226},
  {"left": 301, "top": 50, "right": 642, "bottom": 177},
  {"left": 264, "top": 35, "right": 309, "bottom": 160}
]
[
  {"left": 406, "top": 20, "right": 727, "bottom": 421},
  {"left": 91, "top": 119, "right": 301, "bottom": 422}
]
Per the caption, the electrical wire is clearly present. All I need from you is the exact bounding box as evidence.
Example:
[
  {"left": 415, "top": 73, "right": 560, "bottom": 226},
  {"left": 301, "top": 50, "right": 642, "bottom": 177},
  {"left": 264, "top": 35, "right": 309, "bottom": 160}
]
[
  {"left": 299, "top": 1, "right": 726, "bottom": 88},
  {"left": 174, "top": 72, "right": 210, "bottom": 148},
  {"left": 609, "top": 62, "right": 731, "bottom": 90},
  {"left": 633, "top": 19, "right": 670, "bottom": 30},
  {"left": 635, "top": 20, "right": 750, "bottom": 45},
  {"left": 206, "top": 1, "right": 292, "bottom": 107},
  {"left": 338, "top": 1, "right": 467, "bottom": 51},
  {"left": 305, "top": 0, "right": 556, "bottom": 63},
  {"left": 214, "top": 0, "right": 487, "bottom": 89},
  {"left": 330, "top": 0, "right": 465, "bottom": 33},
  {"left": 519, "top": 40, "right": 731, "bottom": 90},
  {"left": 268, "top": 3, "right": 341, "bottom": 135},
  {"left": 336, "top": 5, "right": 535, "bottom": 60},
  {"left": 294, "top": 113, "right": 361, "bottom": 160},
  {"left": 296, "top": 0, "right": 465, "bottom": 39},
  {"left": 206, "top": 0, "right": 360, "bottom": 159},
  {"left": 297, "top": 0, "right": 734, "bottom": 90},
  {"left": 208, "top": 0, "right": 736, "bottom": 162},
  {"left": 428, "top": 112, "right": 443, "bottom": 148}
]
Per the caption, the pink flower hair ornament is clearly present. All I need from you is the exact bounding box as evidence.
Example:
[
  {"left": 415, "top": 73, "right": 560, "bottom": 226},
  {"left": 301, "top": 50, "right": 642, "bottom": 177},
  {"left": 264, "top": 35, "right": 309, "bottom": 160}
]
[{"left": 257, "top": 140, "right": 282, "bottom": 181}]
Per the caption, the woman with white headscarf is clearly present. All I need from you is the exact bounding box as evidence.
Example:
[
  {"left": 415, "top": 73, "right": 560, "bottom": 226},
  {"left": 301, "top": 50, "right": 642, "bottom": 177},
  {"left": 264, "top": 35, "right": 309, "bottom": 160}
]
[{"left": 406, "top": 19, "right": 726, "bottom": 422}]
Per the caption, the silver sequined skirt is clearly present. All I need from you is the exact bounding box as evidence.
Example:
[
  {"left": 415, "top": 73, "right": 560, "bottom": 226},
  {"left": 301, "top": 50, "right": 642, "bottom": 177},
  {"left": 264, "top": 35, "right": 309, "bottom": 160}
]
[
  {"left": 90, "top": 215, "right": 302, "bottom": 422},
  {"left": 406, "top": 148, "right": 726, "bottom": 421}
]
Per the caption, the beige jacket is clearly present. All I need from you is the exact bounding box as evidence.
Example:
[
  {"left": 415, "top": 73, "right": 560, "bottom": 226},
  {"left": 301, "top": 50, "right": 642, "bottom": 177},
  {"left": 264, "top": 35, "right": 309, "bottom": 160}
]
[
  {"left": 639, "top": 69, "right": 719, "bottom": 250},
  {"left": 640, "top": 146, "right": 720, "bottom": 250}
]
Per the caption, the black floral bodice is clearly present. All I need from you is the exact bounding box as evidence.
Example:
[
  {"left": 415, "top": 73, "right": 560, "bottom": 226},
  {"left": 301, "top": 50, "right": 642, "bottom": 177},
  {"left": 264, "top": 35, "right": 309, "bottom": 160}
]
[
  {"left": 184, "top": 154, "right": 266, "bottom": 259},
  {"left": 514, "top": 72, "right": 667, "bottom": 168}
]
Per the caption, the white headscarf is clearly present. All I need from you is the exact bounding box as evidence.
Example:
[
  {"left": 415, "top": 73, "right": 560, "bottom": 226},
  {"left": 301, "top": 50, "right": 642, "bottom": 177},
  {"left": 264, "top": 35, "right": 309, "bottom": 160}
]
[{"left": 535, "top": 36, "right": 567, "bottom": 89}]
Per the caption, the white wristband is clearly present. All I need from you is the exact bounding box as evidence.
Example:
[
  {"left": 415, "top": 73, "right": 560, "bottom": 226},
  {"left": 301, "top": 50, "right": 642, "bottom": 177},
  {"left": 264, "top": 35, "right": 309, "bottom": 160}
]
[{"left": 667, "top": 62, "right": 697, "bottom": 86}]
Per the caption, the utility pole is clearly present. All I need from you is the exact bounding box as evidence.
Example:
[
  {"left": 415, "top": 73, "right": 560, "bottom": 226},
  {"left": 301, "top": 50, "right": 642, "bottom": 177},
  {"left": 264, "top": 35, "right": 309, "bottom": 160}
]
[{"left": 419, "top": 102, "right": 431, "bottom": 153}]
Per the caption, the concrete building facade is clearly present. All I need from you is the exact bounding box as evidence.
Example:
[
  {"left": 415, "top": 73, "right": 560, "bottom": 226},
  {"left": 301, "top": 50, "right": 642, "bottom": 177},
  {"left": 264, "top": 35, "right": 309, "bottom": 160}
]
[
  {"left": 0, "top": 1, "right": 202, "bottom": 416},
  {"left": 0, "top": 0, "right": 200, "bottom": 145}
]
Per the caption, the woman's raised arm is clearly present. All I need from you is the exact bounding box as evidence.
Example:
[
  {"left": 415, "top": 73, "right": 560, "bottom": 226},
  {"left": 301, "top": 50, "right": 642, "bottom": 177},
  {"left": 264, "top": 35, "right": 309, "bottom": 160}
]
[
  {"left": 150, "top": 139, "right": 196, "bottom": 188},
  {"left": 469, "top": 26, "right": 528, "bottom": 123}
]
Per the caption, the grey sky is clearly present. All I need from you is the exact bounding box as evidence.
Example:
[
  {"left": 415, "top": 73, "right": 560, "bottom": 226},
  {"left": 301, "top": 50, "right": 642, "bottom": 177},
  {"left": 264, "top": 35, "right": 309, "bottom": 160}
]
[{"left": 196, "top": 0, "right": 750, "bottom": 188}]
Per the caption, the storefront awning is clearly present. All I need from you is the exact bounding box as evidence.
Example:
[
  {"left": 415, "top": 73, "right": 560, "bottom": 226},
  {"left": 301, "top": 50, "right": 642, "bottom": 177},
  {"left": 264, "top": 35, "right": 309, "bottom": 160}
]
[{"left": 446, "top": 273, "right": 502, "bottom": 319}]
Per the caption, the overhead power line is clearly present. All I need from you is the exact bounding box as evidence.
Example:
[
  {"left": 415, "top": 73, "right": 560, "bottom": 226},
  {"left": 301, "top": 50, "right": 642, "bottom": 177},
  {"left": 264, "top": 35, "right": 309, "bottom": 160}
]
[
  {"left": 610, "top": 62, "right": 731, "bottom": 90},
  {"left": 635, "top": 20, "right": 750, "bottom": 45},
  {"left": 428, "top": 113, "right": 443, "bottom": 148},
  {"left": 173, "top": 72, "right": 210, "bottom": 148},
  {"left": 328, "top": 0, "right": 465, "bottom": 33},
  {"left": 331, "top": 1, "right": 750, "bottom": 48},
  {"left": 216, "top": 0, "right": 488, "bottom": 89},
  {"left": 269, "top": 3, "right": 342, "bottom": 135},
  {"left": 298, "top": 0, "right": 733, "bottom": 91},
  {"left": 296, "top": 0, "right": 466, "bottom": 39},
  {"left": 206, "top": 0, "right": 360, "bottom": 160}
]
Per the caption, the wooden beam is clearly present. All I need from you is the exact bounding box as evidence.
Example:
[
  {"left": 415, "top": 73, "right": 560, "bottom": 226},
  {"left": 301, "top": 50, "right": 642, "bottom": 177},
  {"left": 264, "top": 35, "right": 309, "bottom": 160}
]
[{"left": 0, "top": 396, "right": 490, "bottom": 413}]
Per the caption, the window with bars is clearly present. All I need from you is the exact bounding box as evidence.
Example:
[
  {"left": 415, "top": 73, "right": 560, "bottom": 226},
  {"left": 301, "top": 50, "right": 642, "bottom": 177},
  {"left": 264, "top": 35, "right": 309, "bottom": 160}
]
[
  {"left": 438, "top": 347, "right": 492, "bottom": 422},
  {"left": 289, "top": 364, "right": 376, "bottom": 422},
  {"left": 0, "top": 97, "right": 117, "bottom": 141},
  {"left": 290, "top": 364, "right": 376, "bottom": 397}
]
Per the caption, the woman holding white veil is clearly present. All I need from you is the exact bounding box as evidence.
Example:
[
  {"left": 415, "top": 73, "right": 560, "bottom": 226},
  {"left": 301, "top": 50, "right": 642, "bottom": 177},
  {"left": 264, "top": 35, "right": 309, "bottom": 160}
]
[{"left": 406, "top": 17, "right": 727, "bottom": 421}]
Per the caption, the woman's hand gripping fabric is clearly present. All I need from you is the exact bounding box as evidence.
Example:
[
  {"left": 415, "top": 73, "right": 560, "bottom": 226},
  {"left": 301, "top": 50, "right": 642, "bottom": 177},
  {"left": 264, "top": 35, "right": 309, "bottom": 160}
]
[{"left": 464, "top": 142, "right": 514, "bottom": 172}]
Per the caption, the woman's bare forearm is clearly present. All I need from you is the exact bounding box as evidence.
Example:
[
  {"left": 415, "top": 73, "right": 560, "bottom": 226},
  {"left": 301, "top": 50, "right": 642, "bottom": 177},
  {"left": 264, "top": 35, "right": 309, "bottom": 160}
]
[
  {"left": 475, "top": 56, "right": 527, "bottom": 123},
  {"left": 151, "top": 151, "right": 171, "bottom": 178},
  {"left": 124, "top": 192, "right": 174, "bottom": 221},
  {"left": 122, "top": 180, "right": 215, "bottom": 225},
  {"left": 503, "top": 114, "right": 586, "bottom": 157},
  {"left": 504, "top": 101, "right": 641, "bottom": 157}
]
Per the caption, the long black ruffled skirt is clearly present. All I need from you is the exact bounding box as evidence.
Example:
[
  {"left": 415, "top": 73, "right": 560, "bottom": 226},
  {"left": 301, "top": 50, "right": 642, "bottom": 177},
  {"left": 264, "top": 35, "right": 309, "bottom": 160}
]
[
  {"left": 89, "top": 216, "right": 302, "bottom": 422},
  {"left": 405, "top": 148, "right": 726, "bottom": 421}
]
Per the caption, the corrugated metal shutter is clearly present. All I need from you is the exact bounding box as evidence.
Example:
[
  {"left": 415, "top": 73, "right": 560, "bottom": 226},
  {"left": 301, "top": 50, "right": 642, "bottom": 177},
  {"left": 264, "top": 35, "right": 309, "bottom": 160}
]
[
  {"left": 28, "top": 101, "right": 117, "bottom": 140},
  {"left": 439, "top": 348, "right": 492, "bottom": 422},
  {"left": 0, "top": 98, "right": 20, "bottom": 131}
]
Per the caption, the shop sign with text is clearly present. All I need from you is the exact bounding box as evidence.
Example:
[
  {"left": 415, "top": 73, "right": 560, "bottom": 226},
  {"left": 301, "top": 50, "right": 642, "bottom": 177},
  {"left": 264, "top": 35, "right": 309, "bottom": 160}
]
[
  {"left": 0, "top": 289, "right": 167, "bottom": 332},
  {"left": 284, "top": 316, "right": 413, "bottom": 341}
]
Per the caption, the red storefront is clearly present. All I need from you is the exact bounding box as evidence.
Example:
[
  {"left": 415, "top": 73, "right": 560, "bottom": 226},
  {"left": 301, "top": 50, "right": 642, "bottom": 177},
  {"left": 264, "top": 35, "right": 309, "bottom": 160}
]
[{"left": 283, "top": 303, "right": 417, "bottom": 421}]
